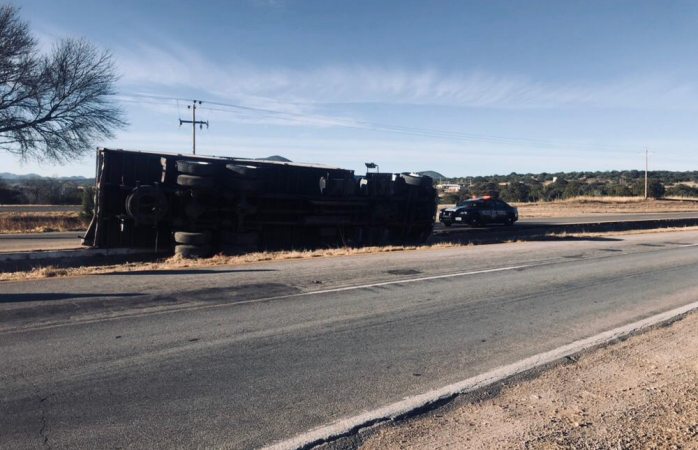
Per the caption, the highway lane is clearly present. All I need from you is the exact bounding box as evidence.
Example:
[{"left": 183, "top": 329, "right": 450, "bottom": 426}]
[
  {"left": 1, "top": 231, "right": 698, "bottom": 448},
  {"left": 0, "top": 231, "right": 84, "bottom": 253},
  {"left": 2, "top": 211, "right": 698, "bottom": 253},
  {"left": 433, "top": 210, "right": 698, "bottom": 232}
]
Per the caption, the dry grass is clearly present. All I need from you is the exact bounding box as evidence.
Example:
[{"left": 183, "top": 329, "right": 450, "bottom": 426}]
[
  {"left": 546, "top": 225, "right": 698, "bottom": 239},
  {"left": 0, "top": 243, "right": 462, "bottom": 282},
  {"left": 0, "top": 211, "right": 88, "bottom": 233},
  {"left": 555, "top": 195, "right": 649, "bottom": 203},
  {"left": 514, "top": 197, "right": 698, "bottom": 218},
  {"left": 665, "top": 196, "right": 698, "bottom": 201}
]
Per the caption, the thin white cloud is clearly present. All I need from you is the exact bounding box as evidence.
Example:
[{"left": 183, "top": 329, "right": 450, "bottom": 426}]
[
  {"left": 250, "top": 0, "right": 287, "bottom": 8},
  {"left": 114, "top": 42, "right": 698, "bottom": 112}
]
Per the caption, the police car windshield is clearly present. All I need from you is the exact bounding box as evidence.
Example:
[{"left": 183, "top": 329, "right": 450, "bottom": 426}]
[{"left": 457, "top": 200, "right": 484, "bottom": 208}]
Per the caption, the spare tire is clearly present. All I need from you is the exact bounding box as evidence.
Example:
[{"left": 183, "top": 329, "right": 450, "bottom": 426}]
[
  {"left": 174, "top": 244, "right": 212, "bottom": 259},
  {"left": 125, "top": 185, "right": 168, "bottom": 225},
  {"left": 177, "top": 174, "right": 214, "bottom": 189},
  {"left": 177, "top": 160, "right": 219, "bottom": 176},
  {"left": 174, "top": 231, "right": 211, "bottom": 245}
]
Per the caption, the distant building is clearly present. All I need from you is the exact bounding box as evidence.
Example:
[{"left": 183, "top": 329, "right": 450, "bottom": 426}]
[{"left": 436, "top": 183, "right": 462, "bottom": 193}]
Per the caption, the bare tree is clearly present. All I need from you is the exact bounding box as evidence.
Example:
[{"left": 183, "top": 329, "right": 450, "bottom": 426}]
[{"left": 0, "top": 5, "right": 125, "bottom": 162}]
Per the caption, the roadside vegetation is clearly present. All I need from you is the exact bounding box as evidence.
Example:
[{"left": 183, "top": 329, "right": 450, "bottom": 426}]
[
  {"left": 0, "top": 181, "right": 94, "bottom": 233},
  {"left": 0, "top": 211, "right": 88, "bottom": 233},
  {"left": 0, "top": 176, "right": 92, "bottom": 205}
]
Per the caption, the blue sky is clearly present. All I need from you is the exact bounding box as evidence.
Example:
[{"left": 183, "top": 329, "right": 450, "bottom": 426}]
[{"left": 7, "top": 0, "right": 698, "bottom": 177}]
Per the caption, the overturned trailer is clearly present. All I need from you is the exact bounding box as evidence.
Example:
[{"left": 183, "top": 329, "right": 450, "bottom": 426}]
[{"left": 82, "top": 148, "right": 437, "bottom": 257}]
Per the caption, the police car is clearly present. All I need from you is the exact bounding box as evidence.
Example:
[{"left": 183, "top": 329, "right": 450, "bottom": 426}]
[{"left": 439, "top": 196, "right": 518, "bottom": 227}]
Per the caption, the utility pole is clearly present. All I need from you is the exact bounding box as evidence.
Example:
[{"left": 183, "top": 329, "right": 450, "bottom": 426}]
[
  {"left": 179, "top": 100, "right": 209, "bottom": 155},
  {"left": 644, "top": 147, "right": 649, "bottom": 199}
]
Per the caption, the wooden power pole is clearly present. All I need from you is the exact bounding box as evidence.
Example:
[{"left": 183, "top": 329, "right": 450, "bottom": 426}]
[
  {"left": 179, "top": 100, "right": 209, "bottom": 155},
  {"left": 644, "top": 147, "right": 649, "bottom": 199}
]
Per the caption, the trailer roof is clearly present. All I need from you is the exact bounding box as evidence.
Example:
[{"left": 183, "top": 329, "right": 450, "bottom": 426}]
[{"left": 97, "top": 147, "right": 349, "bottom": 171}]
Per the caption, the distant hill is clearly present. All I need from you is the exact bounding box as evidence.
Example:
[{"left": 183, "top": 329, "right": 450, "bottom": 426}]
[
  {"left": 0, "top": 172, "right": 42, "bottom": 180},
  {"left": 257, "top": 155, "right": 292, "bottom": 162},
  {"left": 417, "top": 170, "right": 446, "bottom": 180}
]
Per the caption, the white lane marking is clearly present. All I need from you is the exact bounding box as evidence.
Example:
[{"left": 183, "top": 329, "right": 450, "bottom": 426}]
[
  {"left": 0, "top": 265, "right": 531, "bottom": 335},
  {"left": 290, "top": 264, "right": 531, "bottom": 297},
  {"left": 4, "top": 240, "right": 698, "bottom": 335},
  {"left": 3, "top": 242, "right": 695, "bottom": 335},
  {"left": 265, "top": 299, "right": 698, "bottom": 450}
]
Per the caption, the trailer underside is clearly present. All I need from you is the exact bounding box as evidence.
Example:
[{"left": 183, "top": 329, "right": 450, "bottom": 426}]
[{"left": 83, "top": 148, "right": 437, "bottom": 256}]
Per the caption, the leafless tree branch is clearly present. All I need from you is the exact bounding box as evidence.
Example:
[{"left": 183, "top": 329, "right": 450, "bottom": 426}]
[{"left": 0, "top": 5, "right": 126, "bottom": 162}]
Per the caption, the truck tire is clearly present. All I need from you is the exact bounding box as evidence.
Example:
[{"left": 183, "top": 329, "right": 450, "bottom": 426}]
[
  {"left": 125, "top": 185, "right": 168, "bottom": 225},
  {"left": 401, "top": 174, "right": 423, "bottom": 186},
  {"left": 177, "top": 160, "right": 219, "bottom": 176},
  {"left": 174, "top": 231, "right": 211, "bottom": 245},
  {"left": 226, "top": 164, "right": 257, "bottom": 177},
  {"left": 174, "top": 244, "right": 212, "bottom": 259},
  {"left": 177, "top": 174, "right": 214, "bottom": 189}
]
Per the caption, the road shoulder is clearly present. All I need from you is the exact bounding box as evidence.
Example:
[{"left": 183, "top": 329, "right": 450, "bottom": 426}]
[{"left": 356, "top": 311, "right": 698, "bottom": 449}]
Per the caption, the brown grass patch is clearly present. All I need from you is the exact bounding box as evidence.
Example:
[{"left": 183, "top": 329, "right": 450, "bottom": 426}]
[
  {"left": 514, "top": 197, "right": 698, "bottom": 218},
  {"left": 0, "top": 212, "right": 88, "bottom": 233},
  {"left": 546, "top": 225, "right": 698, "bottom": 239}
]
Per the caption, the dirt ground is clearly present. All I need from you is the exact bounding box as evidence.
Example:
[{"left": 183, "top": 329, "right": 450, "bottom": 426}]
[
  {"left": 515, "top": 197, "right": 698, "bottom": 218},
  {"left": 361, "top": 312, "right": 698, "bottom": 449}
]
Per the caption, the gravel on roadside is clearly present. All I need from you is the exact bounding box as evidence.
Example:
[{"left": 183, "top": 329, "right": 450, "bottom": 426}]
[{"left": 360, "top": 311, "right": 698, "bottom": 449}]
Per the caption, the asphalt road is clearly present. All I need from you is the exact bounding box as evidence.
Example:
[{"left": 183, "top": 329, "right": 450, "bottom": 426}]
[
  {"left": 0, "top": 231, "right": 84, "bottom": 253},
  {"left": 433, "top": 210, "right": 698, "bottom": 232},
  {"left": 2, "top": 211, "right": 698, "bottom": 253},
  {"left": 1, "top": 230, "right": 698, "bottom": 449}
]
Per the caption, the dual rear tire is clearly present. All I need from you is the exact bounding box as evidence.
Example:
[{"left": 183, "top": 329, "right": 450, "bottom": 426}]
[{"left": 173, "top": 231, "right": 212, "bottom": 258}]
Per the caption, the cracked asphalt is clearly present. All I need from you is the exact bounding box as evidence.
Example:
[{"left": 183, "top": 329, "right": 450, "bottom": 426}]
[{"left": 1, "top": 230, "right": 698, "bottom": 448}]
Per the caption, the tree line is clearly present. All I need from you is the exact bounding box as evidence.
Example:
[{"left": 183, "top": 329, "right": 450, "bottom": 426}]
[
  {"left": 0, "top": 177, "right": 93, "bottom": 204},
  {"left": 440, "top": 170, "right": 698, "bottom": 203}
]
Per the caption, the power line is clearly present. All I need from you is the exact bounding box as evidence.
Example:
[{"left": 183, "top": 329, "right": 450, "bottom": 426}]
[{"left": 114, "top": 92, "right": 678, "bottom": 156}]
